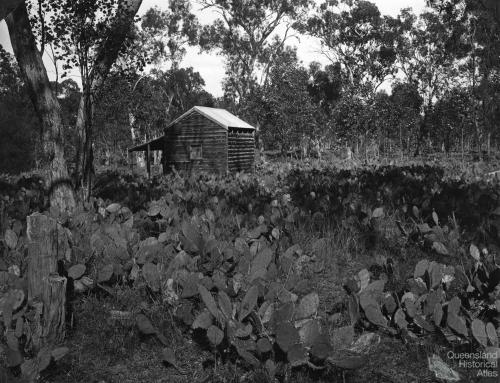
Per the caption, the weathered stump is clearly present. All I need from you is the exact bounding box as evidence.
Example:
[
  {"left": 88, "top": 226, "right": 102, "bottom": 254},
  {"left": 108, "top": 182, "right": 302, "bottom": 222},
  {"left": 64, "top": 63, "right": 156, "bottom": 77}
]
[{"left": 26, "top": 213, "right": 68, "bottom": 348}]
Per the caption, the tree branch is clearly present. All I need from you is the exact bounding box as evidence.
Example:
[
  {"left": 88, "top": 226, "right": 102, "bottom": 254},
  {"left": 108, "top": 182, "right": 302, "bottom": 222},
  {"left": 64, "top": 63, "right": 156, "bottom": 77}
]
[{"left": 38, "top": 0, "right": 46, "bottom": 55}]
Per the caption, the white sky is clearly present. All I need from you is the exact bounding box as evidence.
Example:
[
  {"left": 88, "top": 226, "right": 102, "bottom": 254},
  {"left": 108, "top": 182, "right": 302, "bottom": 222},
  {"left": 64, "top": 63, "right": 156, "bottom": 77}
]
[{"left": 0, "top": 0, "right": 426, "bottom": 96}]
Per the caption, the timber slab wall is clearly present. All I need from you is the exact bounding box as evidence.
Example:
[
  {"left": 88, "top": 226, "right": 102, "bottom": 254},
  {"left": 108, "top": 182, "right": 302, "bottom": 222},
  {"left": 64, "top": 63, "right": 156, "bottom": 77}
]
[
  {"left": 228, "top": 129, "right": 255, "bottom": 173},
  {"left": 163, "top": 111, "right": 228, "bottom": 174},
  {"left": 162, "top": 110, "right": 255, "bottom": 174}
]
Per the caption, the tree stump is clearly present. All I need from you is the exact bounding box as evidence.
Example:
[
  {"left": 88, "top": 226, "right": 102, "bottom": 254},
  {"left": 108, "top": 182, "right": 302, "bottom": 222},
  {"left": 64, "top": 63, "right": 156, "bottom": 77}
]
[{"left": 26, "top": 213, "right": 68, "bottom": 348}]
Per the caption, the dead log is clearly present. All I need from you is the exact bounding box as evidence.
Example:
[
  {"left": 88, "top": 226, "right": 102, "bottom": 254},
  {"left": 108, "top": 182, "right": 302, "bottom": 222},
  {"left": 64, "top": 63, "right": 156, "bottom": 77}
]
[{"left": 26, "top": 213, "right": 67, "bottom": 348}]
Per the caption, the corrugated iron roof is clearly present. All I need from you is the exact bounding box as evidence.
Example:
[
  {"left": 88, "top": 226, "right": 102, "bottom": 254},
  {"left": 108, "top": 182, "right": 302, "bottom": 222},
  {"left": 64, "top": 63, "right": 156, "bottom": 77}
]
[{"left": 166, "top": 106, "right": 255, "bottom": 130}]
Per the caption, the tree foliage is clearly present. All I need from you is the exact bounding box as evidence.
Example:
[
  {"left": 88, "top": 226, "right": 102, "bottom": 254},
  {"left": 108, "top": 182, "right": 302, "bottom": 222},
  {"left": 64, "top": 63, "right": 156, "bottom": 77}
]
[
  {"left": 307, "top": 62, "right": 342, "bottom": 113},
  {"left": 249, "top": 47, "right": 318, "bottom": 152},
  {"left": 122, "top": 2, "right": 200, "bottom": 72},
  {"left": 300, "top": 0, "right": 398, "bottom": 93},
  {"left": 198, "top": 0, "right": 312, "bottom": 106}
]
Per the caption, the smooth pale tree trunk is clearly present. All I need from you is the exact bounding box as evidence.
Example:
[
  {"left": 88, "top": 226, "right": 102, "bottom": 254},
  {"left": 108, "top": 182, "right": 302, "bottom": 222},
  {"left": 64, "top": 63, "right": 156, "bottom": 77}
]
[
  {"left": 6, "top": 2, "right": 76, "bottom": 213},
  {"left": 487, "top": 133, "right": 491, "bottom": 158},
  {"left": 129, "top": 112, "right": 143, "bottom": 168},
  {"left": 74, "top": 0, "right": 143, "bottom": 199},
  {"left": 414, "top": 109, "right": 429, "bottom": 157},
  {"left": 399, "top": 125, "right": 403, "bottom": 159}
]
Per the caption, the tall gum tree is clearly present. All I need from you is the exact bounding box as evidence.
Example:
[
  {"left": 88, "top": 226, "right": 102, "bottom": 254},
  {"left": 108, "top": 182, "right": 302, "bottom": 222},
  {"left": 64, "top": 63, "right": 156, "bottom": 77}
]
[
  {"left": 394, "top": 9, "right": 461, "bottom": 154},
  {"left": 71, "top": 1, "right": 201, "bottom": 197},
  {"left": 299, "top": 0, "right": 399, "bottom": 96},
  {"left": 428, "top": 0, "right": 500, "bottom": 155},
  {"left": 5, "top": 1, "right": 76, "bottom": 212},
  {"left": 198, "top": 0, "right": 312, "bottom": 110},
  {"left": 69, "top": 0, "right": 143, "bottom": 198},
  {"left": 3, "top": 0, "right": 144, "bottom": 205}
]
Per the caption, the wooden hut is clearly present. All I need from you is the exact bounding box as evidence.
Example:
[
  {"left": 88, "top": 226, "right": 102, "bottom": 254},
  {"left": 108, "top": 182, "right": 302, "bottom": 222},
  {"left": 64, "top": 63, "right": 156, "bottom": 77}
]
[{"left": 129, "top": 106, "right": 255, "bottom": 176}]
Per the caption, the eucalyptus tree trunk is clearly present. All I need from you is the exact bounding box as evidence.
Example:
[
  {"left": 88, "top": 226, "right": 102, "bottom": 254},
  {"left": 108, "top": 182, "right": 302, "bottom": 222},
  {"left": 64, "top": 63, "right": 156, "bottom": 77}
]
[
  {"left": 6, "top": 2, "right": 76, "bottom": 213},
  {"left": 414, "top": 102, "right": 431, "bottom": 157},
  {"left": 0, "top": 0, "right": 22, "bottom": 21},
  {"left": 74, "top": 0, "right": 143, "bottom": 200}
]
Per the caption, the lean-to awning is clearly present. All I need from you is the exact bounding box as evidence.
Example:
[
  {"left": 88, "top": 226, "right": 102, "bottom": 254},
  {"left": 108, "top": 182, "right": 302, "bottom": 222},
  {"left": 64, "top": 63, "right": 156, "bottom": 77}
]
[{"left": 128, "top": 136, "right": 164, "bottom": 152}]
